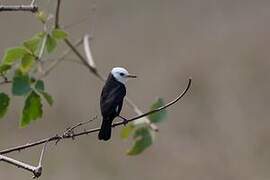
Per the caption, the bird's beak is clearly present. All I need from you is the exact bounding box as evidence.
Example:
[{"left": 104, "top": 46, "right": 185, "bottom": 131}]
[{"left": 127, "top": 74, "right": 137, "bottom": 78}]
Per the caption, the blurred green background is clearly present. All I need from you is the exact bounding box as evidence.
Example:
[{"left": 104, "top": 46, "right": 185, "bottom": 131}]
[{"left": 0, "top": 0, "right": 270, "bottom": 179}]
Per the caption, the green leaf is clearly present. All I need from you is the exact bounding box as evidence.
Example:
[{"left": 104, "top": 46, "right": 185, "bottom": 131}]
[
  {"left": 34, "top": 80, "right": 54, "bottom": 106},
  {"left": 120, "top": 124, "right": 134, "bottom": 139},
  {"left": 41, "top": 92, "right": 53, "bottom": 106},
  {"left": 35, "top": 80, "right": 44, "bottom": 92},
  {"left": 35, "top": 32, "right": 46, "bottom": 39},
  {"left": 24, "top": 32, "right": 46, "bottom": 54},
  {"left": 46, "top": 35, "right": 57, "bottom": 53},
  {"left": 21, "top": 91, "right": 43, "bottom": 127},
  {"left": 2, "top": 47, "right": 28, "bottom": 65},
  {"left": 12, "top": 74, "right": 31, "bottom": 96},
  {"left": 0, "top": 92, "right": 10, "bottom": 118},
  {"left": 0, "top": 64, "right": 11, "bottom": 74},
  {"left": 23, "top": 37, "right": 41, "bottom": 54},
  {"left": 20, "top": 54, "right": 35, "bottom": 73},
  {"left": 148, "top": 98, "right": 167, "bottom": 123},
  {"left": 52, "top": 29, "right": 68, "bottom": 40},
  {"left": 127, "top": 127, "right": 153, "bottom": 155}
]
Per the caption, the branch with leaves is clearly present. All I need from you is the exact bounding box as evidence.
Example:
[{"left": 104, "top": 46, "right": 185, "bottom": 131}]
[{"left": 0, "top": 0, "right": 192, "bottom": 178}]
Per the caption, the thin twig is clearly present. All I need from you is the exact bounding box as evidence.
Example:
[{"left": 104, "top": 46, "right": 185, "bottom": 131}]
[
  {"left": 38, "top": 141, "right": 48, "bottom": 168},
  {"left": 55, "top": 0, "right": 61, "bottom": 28},
  {"left": 63, "top": 116, "right": 97, "bottom": 138},
  {"left": 0, "top": 79, "right": 191, "bottom": 155}
]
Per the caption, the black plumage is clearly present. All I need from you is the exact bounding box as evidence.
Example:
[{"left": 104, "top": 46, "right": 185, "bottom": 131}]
[{"left": 98, "top": 73, "right": 126, "bottom": 141}]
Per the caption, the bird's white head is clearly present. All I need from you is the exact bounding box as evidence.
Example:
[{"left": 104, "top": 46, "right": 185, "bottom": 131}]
[{"left": 111, "top": 67, "right": 137, "bottom": 84}]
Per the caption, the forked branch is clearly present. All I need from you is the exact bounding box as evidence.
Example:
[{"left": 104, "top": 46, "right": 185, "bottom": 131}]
[{"left": 0, "top": 141, "right": 48, "bottom": 178}]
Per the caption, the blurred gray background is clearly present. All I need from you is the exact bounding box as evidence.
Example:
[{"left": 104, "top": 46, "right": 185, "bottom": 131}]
[{"left": 0, "top": 0, "right": 270, "bottom": 179}]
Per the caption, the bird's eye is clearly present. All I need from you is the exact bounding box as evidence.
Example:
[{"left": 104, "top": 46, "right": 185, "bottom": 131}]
[{"left": 119, "top": 73, "right": 125, "bottom": 76}]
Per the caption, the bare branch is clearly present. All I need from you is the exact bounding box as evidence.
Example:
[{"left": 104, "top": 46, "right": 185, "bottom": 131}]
[
  {"left": 38, "top": 141, "right": 48, "bottom": 168},
  {"left": 0, "top": 2, "right": 38, "bottom": 13},
  {"left": 55, "top": 0, "right": 61, "bottom": 28},
  {"left": 0, "top": 79, "right": 191, "bottom": 155},
  {"left": 0, "top": 155, "right": 38, "bottom": 175}
]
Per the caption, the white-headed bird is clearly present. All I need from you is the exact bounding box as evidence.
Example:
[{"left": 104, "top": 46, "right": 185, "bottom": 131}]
[{"left": 98, "top": 67, "right": 136, "bottom": 141}]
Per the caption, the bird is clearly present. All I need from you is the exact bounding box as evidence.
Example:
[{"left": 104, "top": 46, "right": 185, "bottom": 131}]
[{"left": 98, "top": 67, "right": 137, "bottom": 141}]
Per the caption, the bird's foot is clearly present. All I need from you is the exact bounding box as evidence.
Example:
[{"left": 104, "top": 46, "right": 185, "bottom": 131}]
[
  {"left": 122, "top": 119, "right": 128, "bottom": 126},
  {"left": 119, "top": 115, "right": 128, "bottom": 126}
]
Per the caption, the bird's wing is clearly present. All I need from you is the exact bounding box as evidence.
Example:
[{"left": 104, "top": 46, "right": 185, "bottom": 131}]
[
  {"left": 116, "top": 99, "right": 123, "bottom": 115},
  {"left": 100, "top": 85, "right": 126, "bottom": 116}
]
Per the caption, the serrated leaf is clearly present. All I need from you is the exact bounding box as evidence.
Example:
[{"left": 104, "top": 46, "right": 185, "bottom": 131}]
[
  {"left": 21, "top": 91, "right": 43, "bottom": 127},
  {"left": 0, "top": 92, "right": 10, "bottom": 118},
  {"left": 0, "top": 64, "right": 11, "bottom": 74},
  {"left": 148, "top": 98, "right": 167, "bottom": 123},
  {"left": 46, "top": 35, "right": 57, "bottom": 53},
  {"left": 52, "top": 29, "right": 68, "bottom": 40},
  {"left": 41, "top": 92, "right": 53, "bottom": 106},
  {"left": 2, "top": 47, "right": 28, "bottom": 65},
  {"left": 120, "top": 124, "right": 134, "bottom": 139},
  {"left": 12, "top": 74, "right": 31, "bottom": 96},
  {"left": 20, "top": 54, "right": 35, "bottom": 73},
  {"left": 34, "top": 80, "right": 54, "bottom": 106},
  {"left": 127, "top": 127, "right": 153, "bottom": 155},
  {"left": 35, "top": 80, "right": 44, "bottom": 92},
  {"left": 23, "top": 37, "right": 41, "bottom": 54}
]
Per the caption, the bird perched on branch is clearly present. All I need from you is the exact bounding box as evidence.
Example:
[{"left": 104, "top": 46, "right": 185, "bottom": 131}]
[{"left": 99, "top": 67, "right": 137, "bottom": 141}]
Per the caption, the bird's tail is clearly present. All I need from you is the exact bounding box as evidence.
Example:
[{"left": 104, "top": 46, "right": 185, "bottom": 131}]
[{"left": 98, "top": 118, "right": 113, "bottom": 141}]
